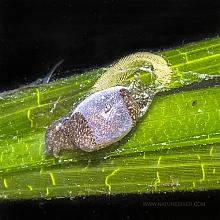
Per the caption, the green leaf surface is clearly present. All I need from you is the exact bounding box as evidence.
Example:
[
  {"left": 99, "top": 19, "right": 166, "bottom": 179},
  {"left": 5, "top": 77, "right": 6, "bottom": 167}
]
[{"left": 0, "top": 37, "right": 220, "bottom": 199}]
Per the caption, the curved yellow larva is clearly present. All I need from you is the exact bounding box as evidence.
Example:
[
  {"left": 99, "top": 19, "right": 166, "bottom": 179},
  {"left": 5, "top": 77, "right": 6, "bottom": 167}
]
[{"left": 91, "top": 52, "right": 172, "bottom": 92}]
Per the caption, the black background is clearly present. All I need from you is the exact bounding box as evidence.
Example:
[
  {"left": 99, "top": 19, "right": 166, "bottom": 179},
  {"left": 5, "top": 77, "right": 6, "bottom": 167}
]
[
  {"left": 0, "top": 0, "right": 220, "bottom": 91},
  {"left": 0, "top": 0, "right": 220, "bottom": 219}
]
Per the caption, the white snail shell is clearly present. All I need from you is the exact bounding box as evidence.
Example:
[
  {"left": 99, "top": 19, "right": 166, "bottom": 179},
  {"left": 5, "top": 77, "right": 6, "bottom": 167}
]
[{"left": 45, "top": 86, "right": 140, "bottom": 156}]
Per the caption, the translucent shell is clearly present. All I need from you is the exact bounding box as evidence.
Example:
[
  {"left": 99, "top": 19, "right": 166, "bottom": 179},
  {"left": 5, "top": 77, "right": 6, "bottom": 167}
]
[{"left": 45, "top": 86, "right": 140, "bottom": 156}]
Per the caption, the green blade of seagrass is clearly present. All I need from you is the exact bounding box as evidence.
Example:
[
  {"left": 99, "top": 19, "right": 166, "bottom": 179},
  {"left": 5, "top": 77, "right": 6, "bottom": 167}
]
[{"left": 0, "top": 37, "right": 219, "bottom": 199}]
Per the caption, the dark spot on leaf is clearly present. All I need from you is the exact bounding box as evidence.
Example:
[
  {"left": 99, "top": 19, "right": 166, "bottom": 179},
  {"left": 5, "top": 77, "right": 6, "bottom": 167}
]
[{"left": 192, "top": 100, "right": 197, "bottom": 106}]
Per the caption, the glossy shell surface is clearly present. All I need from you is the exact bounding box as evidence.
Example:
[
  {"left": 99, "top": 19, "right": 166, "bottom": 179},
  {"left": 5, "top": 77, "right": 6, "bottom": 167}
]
[{"left": 45, "top": 86, "right": 140, "bottom": 156}]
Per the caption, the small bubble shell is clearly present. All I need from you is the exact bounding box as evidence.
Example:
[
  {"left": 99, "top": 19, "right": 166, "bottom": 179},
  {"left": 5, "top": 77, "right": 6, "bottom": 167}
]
[{"left": 45, "top": 86, "right": 140, "bottom": 156}]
